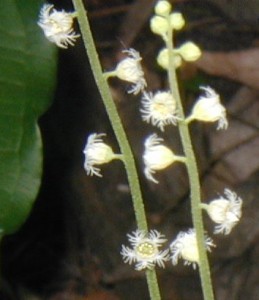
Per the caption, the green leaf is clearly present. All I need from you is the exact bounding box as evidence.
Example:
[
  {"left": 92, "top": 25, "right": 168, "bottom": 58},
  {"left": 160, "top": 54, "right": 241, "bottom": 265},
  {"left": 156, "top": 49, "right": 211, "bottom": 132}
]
[{"left": 0, "top": 0, "right": 57, "bottom": 234}]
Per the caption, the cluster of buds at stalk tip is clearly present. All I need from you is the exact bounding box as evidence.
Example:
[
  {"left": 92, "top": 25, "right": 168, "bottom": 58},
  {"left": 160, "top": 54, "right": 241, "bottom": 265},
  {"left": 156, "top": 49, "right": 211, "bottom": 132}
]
[{"left": 150, "top": 0, "right": 201, "bottom": 70}]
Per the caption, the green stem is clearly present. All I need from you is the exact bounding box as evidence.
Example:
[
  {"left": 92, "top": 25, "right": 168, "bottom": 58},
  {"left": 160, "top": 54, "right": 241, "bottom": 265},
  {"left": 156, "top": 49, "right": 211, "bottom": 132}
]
[
  {"left": 71, "top": 0, "right": 147, "bottom": 231},
  {"left": 71, "top": 1, "right": 161, "bottom": 299},
  {"left": 166, "top": 20, "right": 215, "bottom": 300}
]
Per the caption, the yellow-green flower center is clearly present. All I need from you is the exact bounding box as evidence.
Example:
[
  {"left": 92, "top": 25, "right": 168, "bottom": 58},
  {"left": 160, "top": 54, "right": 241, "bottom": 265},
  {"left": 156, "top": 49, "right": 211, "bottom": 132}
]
[{"left": 136, "top": 242, "right": 157, "bottom": 259}]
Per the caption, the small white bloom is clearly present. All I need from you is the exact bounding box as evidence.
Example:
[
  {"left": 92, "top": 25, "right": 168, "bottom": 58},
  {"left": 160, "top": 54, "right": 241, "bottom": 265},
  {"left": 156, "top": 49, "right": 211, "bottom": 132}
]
[
  {"left": 203, "top": 189, "right": 243, "bottom": 235},
  {"left": 38, "top": 4, "right": 80, "bottom": 48},
  {"left": 143, "top": 134, "right": 185, "bottom": 183},
  {"left": 140, "top": 91, "right": 178, "bottom": 131},
  {"left": 121, "top": 229, "right": 170, "bottom": 270},
  {"left": 115, "top": 49, "right": 147, "bottom": 95},
  {"left": 83, "top": 133, "right": 118, "bottom": 177},
  {"left": 170, "top": 229, "right": 215, "bottom": 269},
  {"left": 189, "top": 86, "right": 228, "bottom": 129}
]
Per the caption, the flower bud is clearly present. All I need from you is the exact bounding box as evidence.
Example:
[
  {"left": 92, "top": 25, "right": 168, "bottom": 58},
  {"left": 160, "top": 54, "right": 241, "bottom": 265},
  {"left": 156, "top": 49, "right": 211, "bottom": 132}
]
[
  {"left": 178, "top": 42, "right": 201, "bottom": 61},
  {"left": 154, "top": 0, "right": 172, "bottom": 16},
  {"left": 170, "top": 12, "right": 185, "bottom": 30},
  {"left": 150, "top": 16, "right": 169, "bottom": 36},
  {"left": 157, "top": 48, "right": 182, "bottom": 69}
]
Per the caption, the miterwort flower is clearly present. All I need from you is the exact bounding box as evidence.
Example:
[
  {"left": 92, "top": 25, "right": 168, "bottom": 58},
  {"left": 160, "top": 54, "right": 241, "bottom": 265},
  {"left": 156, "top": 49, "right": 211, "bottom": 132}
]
[
  {"left": 109, "top": 48, "right": 147, "bottom": 95},
  {"left": 170, "top": 229, "right": 215, "bottom": 269},
  {"left": 140, "top": 91, "right": 178, "bottom": 131},
  {"left": 38, "top": 4, "right": 80, "bottom": 48},
  {"left": 201, "top": 189, "right": 243, "bottom": 235},
  {"left": 186, "top": 86, "right": 228, "bottom": 129},
  {"left": 83, "top": 133, "right": 122, "bottom": 177},
  {"left": 121, "top": 229, "right": 170, "bottom": 270},
  {"left": 143, "top": 133, "right": 185, "bottom": 183}
]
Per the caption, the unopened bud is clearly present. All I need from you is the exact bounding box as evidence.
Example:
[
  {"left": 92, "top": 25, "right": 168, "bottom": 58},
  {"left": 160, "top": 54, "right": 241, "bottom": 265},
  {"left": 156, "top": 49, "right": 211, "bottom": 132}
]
[
  {"left": 170, "top": 12, "right": 185, "bottom": 30},
  {"left": 177, "top": 42, "right": 201, "bottom": 61},
  {"left": 155, "top": 0, "right": 172, "bottom": 16},
  {"left": 150, "top": 15, "right": 169, "bottom": 36},
  {"left": 157, "top": 48, "right": 182, "bottom": 69}
]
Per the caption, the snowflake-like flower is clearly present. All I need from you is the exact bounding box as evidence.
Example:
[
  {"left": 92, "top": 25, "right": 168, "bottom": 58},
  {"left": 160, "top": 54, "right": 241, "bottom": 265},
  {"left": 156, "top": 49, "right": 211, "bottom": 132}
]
[
  {"left": 140, "top": 91, "right": 178, "bottom": 131},
  {"left": 38, "top": 4, "right": 80, "bottom": 48},
  {"left": 170, "top": 229, "right": 215, "bottom": 269},
  {"left": 83, "top": 133, "right": 118, "bottom": 177},
  {"left": 143, "top": 134, "right": 185, "bottom": 183},
  {"left": 202, "top": 189, "right": 243, "bottom": 235},
  {"left": 115, "top": 49, "right": 147, "bottom": 95},
  {"left": 188, "top": 86, "right": 228, "bottom": 130},
  {"left": 121, "top": 229, "right": 170, "bottom": 270}
]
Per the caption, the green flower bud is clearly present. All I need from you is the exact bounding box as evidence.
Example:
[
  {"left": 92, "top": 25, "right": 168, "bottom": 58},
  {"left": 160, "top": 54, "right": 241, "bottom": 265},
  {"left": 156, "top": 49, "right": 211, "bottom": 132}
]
[
  {"left": 170, "top": 12, "right": 185, "bottom": 30},
  {"left": 150, "top": 15, "right": 169, "bottom": 36},
  {"left": 155, "top": 0, "right": 172, "bottom": 16},
  {"left": 178, "top": 42, "right": 201, "bottom": 61},
  {"left": 157, "top": 48, "right": 182, "bottom": 69}
]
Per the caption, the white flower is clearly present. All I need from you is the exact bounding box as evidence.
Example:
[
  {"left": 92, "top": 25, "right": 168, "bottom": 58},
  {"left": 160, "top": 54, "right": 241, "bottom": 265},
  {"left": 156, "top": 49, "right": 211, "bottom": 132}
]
[
  {"left": 115, "top": 49, "right": 147, "bottom": 95},
  {"left": 121, "top": 229, "right": 170, "bottom": 270},
  {"left": 140, "top": 91, "right": 178, "bottom": 131},
  {"left": 83, "top": 133, "right": 118, "bottom": 177},
  {"left": 202, "top": 189, "right": 243, "bottom": 235},
  {"left": 188, "top": 86, "right": 228, "bottom": 130},
  {"left": 170, "top": 229, "right": 215, "bottom": 269},
  {"left": 38, "top": 4, "right": 80, "bottom": 48},
  {"left": 143, "top": 134, "right": 185, "bottom": 183}
]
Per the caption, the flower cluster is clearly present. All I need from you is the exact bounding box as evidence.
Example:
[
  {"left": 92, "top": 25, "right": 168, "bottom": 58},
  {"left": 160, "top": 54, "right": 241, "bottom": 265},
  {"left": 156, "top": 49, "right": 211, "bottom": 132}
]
[
  {"left": 38, "top": 4, "right": 80, "bottom": 48},
  {"left": 119, "top": 0, "right": 243, "bottom": 273},
  {"left": 55, "top": 0, "right": 244, "bottom": 278}
]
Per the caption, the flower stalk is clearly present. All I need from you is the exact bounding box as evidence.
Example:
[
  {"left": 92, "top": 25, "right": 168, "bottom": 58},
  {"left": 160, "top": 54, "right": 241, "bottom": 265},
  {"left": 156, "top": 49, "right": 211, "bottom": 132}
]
[
  {"left": 71, "top": 0, "right": 161, "bottom": 299},
  {"left": 165, "top": 13, "right": 215, "bottom": 300}
]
